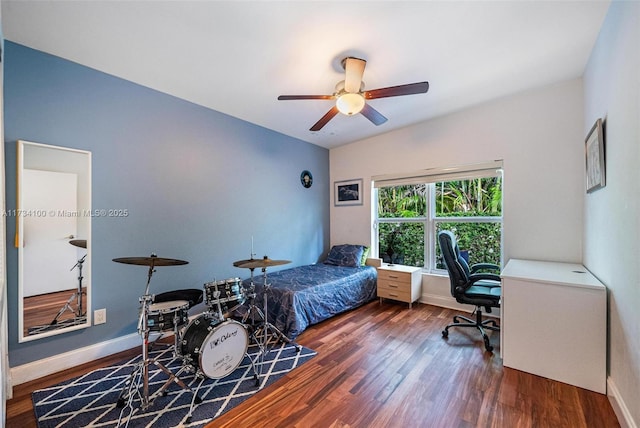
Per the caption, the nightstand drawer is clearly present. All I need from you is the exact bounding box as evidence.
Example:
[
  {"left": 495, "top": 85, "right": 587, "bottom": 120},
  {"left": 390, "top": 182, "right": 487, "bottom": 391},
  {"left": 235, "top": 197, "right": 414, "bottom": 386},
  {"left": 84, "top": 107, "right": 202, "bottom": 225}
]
[
  {"left": 377, "top": 269, "right": 412, "bottom": 283},
  {"left": 377, "top": 278, "right": 411, "bottom": 292},
  {"left": 377, "top": 286, "right": 412, "bottom": 302}
]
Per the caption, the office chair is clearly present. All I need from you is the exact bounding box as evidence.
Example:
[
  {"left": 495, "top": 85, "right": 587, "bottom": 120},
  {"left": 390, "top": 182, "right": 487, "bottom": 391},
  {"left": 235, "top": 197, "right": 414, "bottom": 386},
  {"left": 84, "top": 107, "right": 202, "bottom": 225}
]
[{"left": 438, "top": 230, "right": 501, "bottom": 352}]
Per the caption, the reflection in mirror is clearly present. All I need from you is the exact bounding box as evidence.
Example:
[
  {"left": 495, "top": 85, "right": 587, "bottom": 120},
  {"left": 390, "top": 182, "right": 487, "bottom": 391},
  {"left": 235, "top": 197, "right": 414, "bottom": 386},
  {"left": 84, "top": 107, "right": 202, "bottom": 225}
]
[{"left": 17, "top": 140, "right": 92, "bottom": 342}]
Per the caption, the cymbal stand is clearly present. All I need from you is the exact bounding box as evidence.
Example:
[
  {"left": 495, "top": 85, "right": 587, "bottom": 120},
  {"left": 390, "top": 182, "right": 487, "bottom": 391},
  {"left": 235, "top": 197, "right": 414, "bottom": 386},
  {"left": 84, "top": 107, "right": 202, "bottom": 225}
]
[
  {"left": 240, "top": 268, "right": 260, "bottom": 331},
  {"left": 28, "top": 254, "right": 87, "bottom": 335},
  {"left": 116, "top": 262, "right": 195, "bottom": 425},
  {"left": 244, "top": 267, "right": 301, "bottom": 385},
  {"left": 57, "top": 254, "right": 87, "bottom": 318}
]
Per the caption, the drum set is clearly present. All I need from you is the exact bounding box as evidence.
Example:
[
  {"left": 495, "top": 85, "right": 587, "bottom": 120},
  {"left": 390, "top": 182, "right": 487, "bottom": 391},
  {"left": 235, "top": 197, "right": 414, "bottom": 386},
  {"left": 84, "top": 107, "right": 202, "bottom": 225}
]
[{"left": 112, "top": 253, "right": 298, "bottom": 425}]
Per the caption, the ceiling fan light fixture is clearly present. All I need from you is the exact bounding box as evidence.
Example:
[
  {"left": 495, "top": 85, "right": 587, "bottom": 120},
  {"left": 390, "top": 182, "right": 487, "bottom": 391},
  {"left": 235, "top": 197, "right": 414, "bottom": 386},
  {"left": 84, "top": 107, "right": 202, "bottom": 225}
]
[
  {"left": 336, "top": 93, "right": 365, "bottom": 115},
  {"left": 277, "top": 56, "right": 428, "bottom": 131}
]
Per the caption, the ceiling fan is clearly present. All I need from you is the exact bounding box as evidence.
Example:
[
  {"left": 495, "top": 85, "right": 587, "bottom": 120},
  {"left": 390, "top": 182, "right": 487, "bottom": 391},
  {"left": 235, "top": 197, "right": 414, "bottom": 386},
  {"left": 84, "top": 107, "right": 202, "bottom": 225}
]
[{"left": 277, "top": 57, "right": 429, "bottom": 131}]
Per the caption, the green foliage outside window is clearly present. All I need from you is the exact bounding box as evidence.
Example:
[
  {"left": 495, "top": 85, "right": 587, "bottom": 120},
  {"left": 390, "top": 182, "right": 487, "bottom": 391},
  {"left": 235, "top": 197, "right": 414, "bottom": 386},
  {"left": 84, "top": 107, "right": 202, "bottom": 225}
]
[
  {"left": 434, "top": 222, "right": 501, "bottom": 268},
  {"left": 378, "top": 222, "right": 424, "bottom": 266},
  {"left": 377, "top": 177, "right": 502, "bottom": 268},
  {"left": 435, "top": 178, "right": 502, "bottom": 216}
]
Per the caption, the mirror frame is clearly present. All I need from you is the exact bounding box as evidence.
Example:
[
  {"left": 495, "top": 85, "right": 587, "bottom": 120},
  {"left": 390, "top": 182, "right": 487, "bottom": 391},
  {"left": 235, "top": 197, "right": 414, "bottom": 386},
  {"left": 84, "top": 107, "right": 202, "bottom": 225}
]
[{"left": 17, "top": 140, "right": 92, "bottom": 342}]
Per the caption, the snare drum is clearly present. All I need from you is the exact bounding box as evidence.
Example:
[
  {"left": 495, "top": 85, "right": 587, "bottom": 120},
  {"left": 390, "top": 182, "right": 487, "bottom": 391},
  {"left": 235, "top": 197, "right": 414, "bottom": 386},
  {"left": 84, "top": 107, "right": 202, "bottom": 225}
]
[
  {"left": 146, "top": 300, "right": 189, "bottom": 332},
  {"left": 204, "top": 278, "right": 246, "bottom": 314},
  {"left": 180, "top": 314, "right": 248, "bottom": 379}
]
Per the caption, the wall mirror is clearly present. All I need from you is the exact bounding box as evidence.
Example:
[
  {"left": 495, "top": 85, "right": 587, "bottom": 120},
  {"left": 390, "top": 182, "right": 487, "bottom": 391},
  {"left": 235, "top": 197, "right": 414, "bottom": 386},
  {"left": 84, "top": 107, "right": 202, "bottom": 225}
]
[{"left": 17, "top": 140, "right": 92, "bottom": 342}]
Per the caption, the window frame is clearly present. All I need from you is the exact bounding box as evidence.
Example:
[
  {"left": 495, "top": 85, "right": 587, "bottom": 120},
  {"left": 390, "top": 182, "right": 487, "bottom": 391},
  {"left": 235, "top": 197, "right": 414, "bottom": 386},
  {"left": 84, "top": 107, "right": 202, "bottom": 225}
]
[{"left": 373, "top": 165, "right": 503, "bottom": 272}]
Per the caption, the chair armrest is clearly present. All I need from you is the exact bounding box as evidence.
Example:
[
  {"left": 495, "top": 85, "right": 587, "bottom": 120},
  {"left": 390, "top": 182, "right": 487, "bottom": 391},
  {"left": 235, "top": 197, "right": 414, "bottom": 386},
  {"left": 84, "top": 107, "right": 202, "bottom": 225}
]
[
  {"left": 470, "top": 263, "right": 500, "bottom": 274},
  {"left": 469, "top": 272, "right": 502, "bottom": 286}
]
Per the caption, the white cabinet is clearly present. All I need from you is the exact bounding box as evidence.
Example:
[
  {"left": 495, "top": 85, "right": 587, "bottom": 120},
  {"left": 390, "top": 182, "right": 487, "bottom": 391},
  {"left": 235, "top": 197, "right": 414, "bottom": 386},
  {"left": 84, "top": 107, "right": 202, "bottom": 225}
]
[{"left": 500, "top": 259, "right": 606, "bottom": 393}]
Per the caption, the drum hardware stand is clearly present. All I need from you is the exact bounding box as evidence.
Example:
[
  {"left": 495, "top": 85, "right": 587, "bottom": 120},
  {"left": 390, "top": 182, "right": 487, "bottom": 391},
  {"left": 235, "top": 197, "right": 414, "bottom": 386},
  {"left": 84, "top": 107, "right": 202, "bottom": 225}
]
[
  {"left": 211, "top": 288, "right": 226, "bottom": 321},
  {"left": 114, "top": 256, "right": 197, "bottom": 425},
  {"left": 239, "top": 267, "right": 264, "bottom": 345},
  {"left": 28, "top": 254, "right": 87, "bottom": 335},
  {"left": 240, "top": 266, "right": 301, "bottom": 386}
]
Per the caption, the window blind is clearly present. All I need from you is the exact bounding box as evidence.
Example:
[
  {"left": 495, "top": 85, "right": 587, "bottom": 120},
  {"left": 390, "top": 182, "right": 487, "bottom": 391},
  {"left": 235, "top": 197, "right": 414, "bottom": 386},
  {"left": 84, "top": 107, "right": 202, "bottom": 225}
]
[{"left": 372, "top": 160, "right": 503, "bottom": 188}]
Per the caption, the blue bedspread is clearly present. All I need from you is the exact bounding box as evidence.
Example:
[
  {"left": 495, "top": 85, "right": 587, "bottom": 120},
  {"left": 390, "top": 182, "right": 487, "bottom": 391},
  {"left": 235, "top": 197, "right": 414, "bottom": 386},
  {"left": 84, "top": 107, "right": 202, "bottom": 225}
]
[{"left": 241, "top": 264, "right": 377, "bottom": 339}]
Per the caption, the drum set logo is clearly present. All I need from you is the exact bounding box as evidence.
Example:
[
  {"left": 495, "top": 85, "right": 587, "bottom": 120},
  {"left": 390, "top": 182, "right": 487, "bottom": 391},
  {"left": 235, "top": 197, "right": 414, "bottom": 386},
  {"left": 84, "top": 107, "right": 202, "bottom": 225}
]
[{"left": 210, "top": 327, "right": 239, "bottom": 349}]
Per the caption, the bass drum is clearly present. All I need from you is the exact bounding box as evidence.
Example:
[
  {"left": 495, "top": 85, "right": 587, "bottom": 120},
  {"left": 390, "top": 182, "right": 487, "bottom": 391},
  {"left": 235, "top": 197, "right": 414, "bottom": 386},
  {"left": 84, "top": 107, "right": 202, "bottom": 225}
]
[{"left": 180, "top": 315, "right": 248, "bottom": 379}]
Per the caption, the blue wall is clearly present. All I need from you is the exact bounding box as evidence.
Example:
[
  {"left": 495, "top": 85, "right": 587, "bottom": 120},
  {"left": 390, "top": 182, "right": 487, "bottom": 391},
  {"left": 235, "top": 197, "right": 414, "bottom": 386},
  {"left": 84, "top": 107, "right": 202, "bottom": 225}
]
[{"left": 4, "top": 41, "right": 330, "bottom": 366}]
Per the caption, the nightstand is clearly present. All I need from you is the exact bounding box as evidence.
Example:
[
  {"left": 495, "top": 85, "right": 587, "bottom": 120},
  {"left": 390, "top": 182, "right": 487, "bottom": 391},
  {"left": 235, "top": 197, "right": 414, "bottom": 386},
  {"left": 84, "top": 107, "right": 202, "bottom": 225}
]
[{"left": 377, "top": 264, "right": 422, "bottom": 308}]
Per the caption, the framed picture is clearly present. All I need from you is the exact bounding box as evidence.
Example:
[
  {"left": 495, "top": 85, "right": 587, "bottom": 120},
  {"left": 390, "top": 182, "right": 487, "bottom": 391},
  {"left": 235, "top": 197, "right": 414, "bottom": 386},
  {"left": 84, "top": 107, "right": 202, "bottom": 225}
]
[
  {"left": 585, "top": 118, "right": 606, "bottom": 193},
  {"left": 334, "top": 178, "right": 363, "bottom": 206}
]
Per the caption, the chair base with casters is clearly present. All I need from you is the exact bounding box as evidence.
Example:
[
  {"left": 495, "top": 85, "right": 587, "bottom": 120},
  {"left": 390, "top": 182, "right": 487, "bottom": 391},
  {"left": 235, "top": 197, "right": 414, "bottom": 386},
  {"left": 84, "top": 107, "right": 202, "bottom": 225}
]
[{"left": 442, "top": 306, "right": 499, "bottom": 352}]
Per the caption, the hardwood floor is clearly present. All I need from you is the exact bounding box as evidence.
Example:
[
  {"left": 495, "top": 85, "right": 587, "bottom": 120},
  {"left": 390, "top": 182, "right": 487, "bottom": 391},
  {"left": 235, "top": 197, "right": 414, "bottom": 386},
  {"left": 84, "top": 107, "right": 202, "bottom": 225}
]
[
  {"left": 6, "top": 301, "right": 619, "bottom": 427},
  {"left": 23, "top": 288, "right": 88, "bottom": 337}
]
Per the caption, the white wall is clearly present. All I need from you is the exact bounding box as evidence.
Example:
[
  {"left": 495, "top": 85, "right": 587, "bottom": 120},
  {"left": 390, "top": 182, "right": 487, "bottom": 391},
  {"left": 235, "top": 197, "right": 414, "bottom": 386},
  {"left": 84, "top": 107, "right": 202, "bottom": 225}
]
[
  {"left": 330, "top": 79, "right": 585, "bottom": 316},
  {"left": 583, "top": 2, "right": 639, "bottom": 426},
  {"left": 330, "top": 78, "right": 585, "bottom": 266}
]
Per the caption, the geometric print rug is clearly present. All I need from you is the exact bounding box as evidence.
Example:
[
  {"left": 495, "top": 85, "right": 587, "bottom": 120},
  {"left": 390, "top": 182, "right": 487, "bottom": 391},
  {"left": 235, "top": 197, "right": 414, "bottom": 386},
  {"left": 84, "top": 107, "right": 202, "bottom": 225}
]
[{"left": 33, "top": 342, "right": 316, "bottom": 427}]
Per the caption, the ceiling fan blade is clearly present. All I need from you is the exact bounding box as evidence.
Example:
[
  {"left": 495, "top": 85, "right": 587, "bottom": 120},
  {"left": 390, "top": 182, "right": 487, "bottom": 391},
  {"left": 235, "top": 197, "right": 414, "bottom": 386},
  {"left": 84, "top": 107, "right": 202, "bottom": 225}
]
[
  {"left": 360, "top": 103, "right": 388, "bottom": 126},
  {"left": 344, "top": 57, "right": 366, "bottom": 93},
  {"left": 364, "top": 81, "right": 429, "bottom": 100},
  {"left": 278, "top": 95, "right": 334, "bottom": 100},
  {"left": 310, "top": 106, "right": 339, "bottom": 131}
]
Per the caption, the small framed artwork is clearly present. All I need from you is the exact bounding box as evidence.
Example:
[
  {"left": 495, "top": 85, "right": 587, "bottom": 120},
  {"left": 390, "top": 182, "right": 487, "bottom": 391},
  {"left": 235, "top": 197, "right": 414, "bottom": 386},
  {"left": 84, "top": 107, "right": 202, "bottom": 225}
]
[
  {"left": 334, "top": 178, "right": 363, "bottom": 206},
  {"left": 585, "top": 118, "right": 606, "bottom": 193}
]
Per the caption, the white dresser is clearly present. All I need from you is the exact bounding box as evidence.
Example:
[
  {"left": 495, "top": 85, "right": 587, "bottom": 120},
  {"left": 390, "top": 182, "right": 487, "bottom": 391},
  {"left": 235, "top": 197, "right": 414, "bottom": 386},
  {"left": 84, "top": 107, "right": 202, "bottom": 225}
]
[{"left": 500, "top": 259, "right": 606, "bottom": 394}]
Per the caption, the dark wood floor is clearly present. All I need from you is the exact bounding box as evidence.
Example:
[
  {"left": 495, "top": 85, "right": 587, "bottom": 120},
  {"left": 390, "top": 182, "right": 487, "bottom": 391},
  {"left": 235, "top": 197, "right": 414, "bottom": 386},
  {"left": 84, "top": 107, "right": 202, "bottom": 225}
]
[
  {"left": 6, "top": 301, "right": 619, "bottom": 427},
  {"left": 23, "top": 288, "right": 88, "bottom": 336}
]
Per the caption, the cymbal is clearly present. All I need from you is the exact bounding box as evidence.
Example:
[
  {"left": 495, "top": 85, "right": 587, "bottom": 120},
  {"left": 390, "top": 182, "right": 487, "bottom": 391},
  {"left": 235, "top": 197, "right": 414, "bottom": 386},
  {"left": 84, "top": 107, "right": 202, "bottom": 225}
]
[
  {"left": 69, "top": 239, "right": 87, "bottom": 249},
  {"left": 112, "top": 256, "right": 189, "bottom": 266},
  {"left": 233, "top": 256, "right": 291, "bottom": 269}
]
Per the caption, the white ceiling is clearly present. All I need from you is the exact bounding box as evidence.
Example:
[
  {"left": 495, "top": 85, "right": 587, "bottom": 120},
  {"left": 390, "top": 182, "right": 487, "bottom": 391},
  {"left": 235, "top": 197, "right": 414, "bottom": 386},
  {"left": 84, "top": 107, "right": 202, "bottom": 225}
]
[{"left": 1, "top": 1, "right": 610, "bottom": 149}]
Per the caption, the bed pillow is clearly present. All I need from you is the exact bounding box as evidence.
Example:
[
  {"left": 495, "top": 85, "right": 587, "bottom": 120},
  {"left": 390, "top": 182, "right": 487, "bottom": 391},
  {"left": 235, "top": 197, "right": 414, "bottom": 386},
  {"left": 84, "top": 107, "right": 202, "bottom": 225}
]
[
  {"left": 360, "top": 246, "right": 370, "bottom": 266},
  {"left": 324, "top": 244, "right": 365, "bottom": 267}
]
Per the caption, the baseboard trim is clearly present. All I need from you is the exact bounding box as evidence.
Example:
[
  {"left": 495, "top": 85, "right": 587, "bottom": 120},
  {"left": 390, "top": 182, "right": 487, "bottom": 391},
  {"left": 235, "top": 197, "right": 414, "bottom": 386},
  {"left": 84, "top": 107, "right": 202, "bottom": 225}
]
[
  {"left": 607, "top": 376, "right": 638, "bottom": 428},
  {"left": 10, "top": 333, "right": 141, "bottom": 387},
  {"left": 420, "top": 293, "right": 468, "bottom": 312}
]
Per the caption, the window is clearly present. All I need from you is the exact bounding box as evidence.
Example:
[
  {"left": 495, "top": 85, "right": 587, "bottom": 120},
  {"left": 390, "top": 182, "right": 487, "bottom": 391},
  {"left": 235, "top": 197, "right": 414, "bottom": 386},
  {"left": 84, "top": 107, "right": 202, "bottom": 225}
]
[{"left": 373, "top": 162, "right": 503, "bottom": 271}]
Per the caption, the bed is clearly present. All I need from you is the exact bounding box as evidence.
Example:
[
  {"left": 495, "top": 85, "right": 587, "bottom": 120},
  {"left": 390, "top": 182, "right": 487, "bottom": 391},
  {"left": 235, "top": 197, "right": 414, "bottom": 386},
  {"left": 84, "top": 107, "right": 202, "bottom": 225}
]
[{"left": 240, "top": 245, "right": 379, "bottom": 340}]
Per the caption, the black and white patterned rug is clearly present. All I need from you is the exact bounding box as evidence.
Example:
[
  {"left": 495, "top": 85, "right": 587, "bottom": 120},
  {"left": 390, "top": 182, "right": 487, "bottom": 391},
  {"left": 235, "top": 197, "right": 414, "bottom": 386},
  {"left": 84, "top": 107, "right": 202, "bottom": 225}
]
[{"left": 32, "top": 341, "right": 315, "bottom": 427}]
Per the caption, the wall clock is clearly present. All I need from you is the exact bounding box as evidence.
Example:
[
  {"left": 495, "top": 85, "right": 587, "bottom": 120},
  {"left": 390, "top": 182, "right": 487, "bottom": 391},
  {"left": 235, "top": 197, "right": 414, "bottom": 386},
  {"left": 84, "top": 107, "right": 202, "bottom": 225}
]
[{"left": 300, "top": 170, "right": 313, "bottom": 188}]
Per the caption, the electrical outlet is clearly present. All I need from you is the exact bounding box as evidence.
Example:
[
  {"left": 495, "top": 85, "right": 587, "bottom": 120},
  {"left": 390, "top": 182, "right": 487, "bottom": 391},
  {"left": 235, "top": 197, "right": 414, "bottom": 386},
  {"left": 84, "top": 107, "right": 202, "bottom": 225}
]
[{"left": 94, "top": 308, "right": 107, "bottom": 325}]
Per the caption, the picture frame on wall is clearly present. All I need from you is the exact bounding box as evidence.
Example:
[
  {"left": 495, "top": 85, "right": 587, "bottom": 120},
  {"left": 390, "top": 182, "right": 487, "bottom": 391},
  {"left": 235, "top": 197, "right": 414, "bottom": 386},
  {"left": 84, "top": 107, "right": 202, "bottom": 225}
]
[
  {"left": 585, "top": 118, "right": 606, "bottom": 193},
  {"left": 334, "top": 178, "right": 363, "bottom": 206}
]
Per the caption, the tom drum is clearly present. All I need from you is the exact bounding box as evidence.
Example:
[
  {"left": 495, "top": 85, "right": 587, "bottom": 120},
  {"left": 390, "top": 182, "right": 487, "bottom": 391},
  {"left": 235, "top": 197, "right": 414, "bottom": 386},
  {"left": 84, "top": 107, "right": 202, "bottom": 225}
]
[
  {"left": 146, "top": 300, "right": 189, "bottom": 332},
  {"left": 204, "top": 278, "right": 246, "bottom": 315}
]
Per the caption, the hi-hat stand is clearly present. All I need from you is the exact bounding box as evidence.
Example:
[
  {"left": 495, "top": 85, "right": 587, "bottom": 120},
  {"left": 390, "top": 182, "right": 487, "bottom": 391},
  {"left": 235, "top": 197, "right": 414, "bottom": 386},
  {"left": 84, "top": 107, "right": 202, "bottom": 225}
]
[{"left": 112, "top": 255, "right": 197, "bottom": 425}]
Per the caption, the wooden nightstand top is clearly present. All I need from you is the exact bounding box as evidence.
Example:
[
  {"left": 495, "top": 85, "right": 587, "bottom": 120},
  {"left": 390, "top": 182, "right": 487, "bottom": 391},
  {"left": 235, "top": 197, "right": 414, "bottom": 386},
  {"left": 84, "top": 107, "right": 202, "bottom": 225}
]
[{"left": 377, "top": 264, "right": 422, "bottom": 274}]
